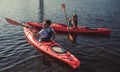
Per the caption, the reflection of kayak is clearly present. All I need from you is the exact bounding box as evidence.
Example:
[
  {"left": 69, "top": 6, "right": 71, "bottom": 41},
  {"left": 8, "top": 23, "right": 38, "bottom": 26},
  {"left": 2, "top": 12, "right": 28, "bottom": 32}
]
[
  {"left": 27, "top": 22, "right": 111, "bottom": 36},
  {"left": 23, "top": 22, "right": 80, "bottom": 69}
]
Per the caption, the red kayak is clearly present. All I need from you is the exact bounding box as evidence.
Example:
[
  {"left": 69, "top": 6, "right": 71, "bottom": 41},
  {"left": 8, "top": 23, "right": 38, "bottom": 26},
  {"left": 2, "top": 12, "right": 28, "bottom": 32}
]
[
  {"left": 23, "top": 22, "right": 80, "bottom": 69},
  {"left": 27, "top": 22, "right": 111, "bottom": 36}
]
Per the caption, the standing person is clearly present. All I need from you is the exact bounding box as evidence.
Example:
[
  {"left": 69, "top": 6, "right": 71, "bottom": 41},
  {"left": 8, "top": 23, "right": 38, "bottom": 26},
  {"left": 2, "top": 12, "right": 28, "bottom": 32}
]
[
  {"left": 67, "top": 14, "right": 78, "bottom": 28},
  {"left": 36, "top": 19, "right": 56, "bottom": 42}
]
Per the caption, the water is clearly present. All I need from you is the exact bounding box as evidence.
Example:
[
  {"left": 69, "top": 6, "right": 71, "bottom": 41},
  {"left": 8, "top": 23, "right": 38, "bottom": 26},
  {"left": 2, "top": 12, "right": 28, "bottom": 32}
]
[{"left": 0, "top": 0, "right": 120, "bottom": 72}]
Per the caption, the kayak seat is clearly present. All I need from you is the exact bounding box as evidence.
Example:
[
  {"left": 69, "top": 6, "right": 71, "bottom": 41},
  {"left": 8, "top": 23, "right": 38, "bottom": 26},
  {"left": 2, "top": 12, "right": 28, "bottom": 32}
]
[{"left": 51, "top": 46, "right": 67, "bottom": 54}]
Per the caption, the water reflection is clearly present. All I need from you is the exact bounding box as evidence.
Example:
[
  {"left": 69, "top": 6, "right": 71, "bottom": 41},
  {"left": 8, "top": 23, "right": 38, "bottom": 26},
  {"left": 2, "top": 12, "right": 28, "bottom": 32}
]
[{"left": 39, "top": 0, "right": 44, "bottom": 22}]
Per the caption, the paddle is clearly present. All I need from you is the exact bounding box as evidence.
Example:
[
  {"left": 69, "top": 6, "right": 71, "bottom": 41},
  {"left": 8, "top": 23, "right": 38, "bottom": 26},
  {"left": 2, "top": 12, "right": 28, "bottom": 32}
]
[
  {"left": 5, "top": 17, "right": 37, "bottom": 36},
  {"left": 61, "top": 3, "right": 74, "bottom": 42},
  {"left": 5, "top": 18, "right": 29, "bottom": 28},
  {"left": 5, "top": 18, "right": 38, "bottom": 32},
  {"left": 5, "top": 18, "right": 30, "bottom": 28}
]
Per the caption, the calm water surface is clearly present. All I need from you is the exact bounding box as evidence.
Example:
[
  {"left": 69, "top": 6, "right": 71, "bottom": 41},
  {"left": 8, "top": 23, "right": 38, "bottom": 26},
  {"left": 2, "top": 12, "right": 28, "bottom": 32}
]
[{"left": 0, "top": 0, "right": 120, "bottom": 72}]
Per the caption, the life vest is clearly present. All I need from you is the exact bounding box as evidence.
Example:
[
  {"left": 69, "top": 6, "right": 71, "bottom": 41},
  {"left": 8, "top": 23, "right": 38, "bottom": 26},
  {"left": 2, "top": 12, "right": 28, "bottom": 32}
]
[
  {"left": 67, "top": 19, "right": 72, "bottom": 27},
  {"left": 41, "top": 27, "right": 53, "bottom": 41}
]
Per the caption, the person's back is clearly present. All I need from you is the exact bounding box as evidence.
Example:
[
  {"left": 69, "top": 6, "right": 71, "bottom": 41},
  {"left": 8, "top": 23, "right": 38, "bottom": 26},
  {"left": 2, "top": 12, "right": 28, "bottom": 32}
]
[
  {"left": 67, "top": 14, "right": 78, "bottom": 28},
  {"left": 38, "top": 19, "right": 56, "bottom": 42},
  {"left": 71, "top": 14, "right": 78, "bottom": 28}
]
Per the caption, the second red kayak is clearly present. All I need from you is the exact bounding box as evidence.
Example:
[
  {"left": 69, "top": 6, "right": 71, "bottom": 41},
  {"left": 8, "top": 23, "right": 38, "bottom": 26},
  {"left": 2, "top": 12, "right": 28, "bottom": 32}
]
[{"left": 27, "top": 22, "right": 111, "bottom": 36}]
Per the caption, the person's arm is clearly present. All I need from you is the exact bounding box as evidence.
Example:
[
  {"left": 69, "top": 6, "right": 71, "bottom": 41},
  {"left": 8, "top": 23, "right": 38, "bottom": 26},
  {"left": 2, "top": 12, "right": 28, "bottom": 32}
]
[
  {"left": 50, "top": 27, "right": 56, "bottom": 39},
  {"left": 34, "top": 32, "right": 40, "bottom": 38},
  {"left": 51, "top": 27, "right": 56, "bottom": 36},
  {"left": 39, "top": 29, "right": 47, "bottom": 38},
  {"left": 71, "top": 18, "right": 78, "bottom": 28},
  {"left": 65, "top": 14, "right": 69, "bottom": 21},
  {"left": 68, "top": 19, "right": 72, "bottom": 27},
  {"left": 71, "top": 19, "right": 75, "bottom": 28}
]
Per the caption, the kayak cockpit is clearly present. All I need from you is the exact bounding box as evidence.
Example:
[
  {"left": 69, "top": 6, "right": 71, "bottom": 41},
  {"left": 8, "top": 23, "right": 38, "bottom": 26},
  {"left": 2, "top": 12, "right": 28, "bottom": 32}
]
[{"left": 51, "top": 46, "right": 67, "bottom": 54}]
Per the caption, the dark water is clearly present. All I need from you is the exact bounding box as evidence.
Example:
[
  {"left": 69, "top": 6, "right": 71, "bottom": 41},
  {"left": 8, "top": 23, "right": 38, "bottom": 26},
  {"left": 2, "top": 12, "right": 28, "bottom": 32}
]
[{"left": 0, "top": 0, "right": 120, "bottom": 72}]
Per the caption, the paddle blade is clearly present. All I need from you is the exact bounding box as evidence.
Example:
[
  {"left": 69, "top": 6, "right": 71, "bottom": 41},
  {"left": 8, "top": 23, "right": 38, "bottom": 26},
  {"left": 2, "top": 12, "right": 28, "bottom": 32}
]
[
  {"left": 68, "top": 34, "right": 74, "bottom": 42},
  {"left": 5, "top": 18, "right": 21, "bottom": 26},
  {"left": 61, "top": 3, "right": 66, "bottom": 10}
]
